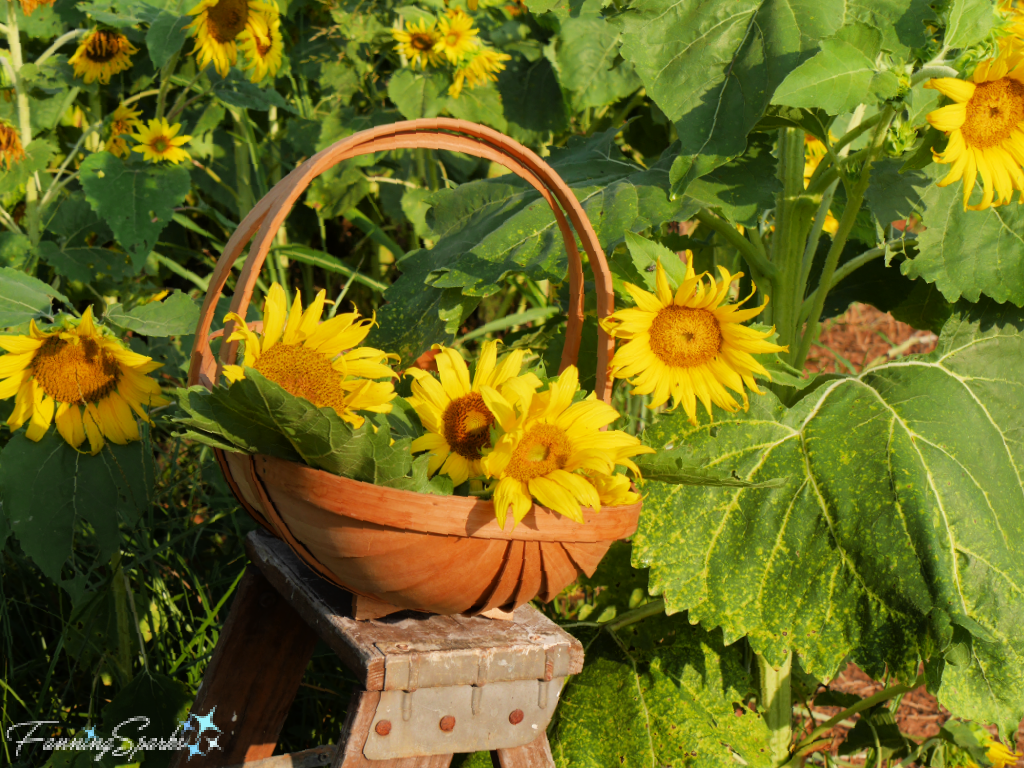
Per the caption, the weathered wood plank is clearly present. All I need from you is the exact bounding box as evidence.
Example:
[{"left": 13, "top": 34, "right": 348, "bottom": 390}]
[
  {"left": 246, "top": 532, "right": 584, "bottom": 690},
  {"left": 169, "top": 567, "right": 318, "bottom": 768},
  {"left": 495, "top": 733, "right": 555, "bottom": 768},
  {"left": 224, "top": 744, "right": 335, "bottom": 768}
]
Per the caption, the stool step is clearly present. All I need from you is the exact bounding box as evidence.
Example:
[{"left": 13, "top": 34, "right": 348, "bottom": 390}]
[
  {"left": 245, "top": 531, "right": 583, "bottom": 692},
  {"left": 225, "top": 745, "right": 335, "bottom": 768}
]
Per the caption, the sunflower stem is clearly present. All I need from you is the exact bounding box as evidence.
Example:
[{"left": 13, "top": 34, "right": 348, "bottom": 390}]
[
  {"left": 154, "top": 50, "right": 181, "bottom": 121},
  {"left": 792, "top": 107, "right": 895, "bottom": 371},
  {"left": 758, "top": 652, "right": 793, "bottom": 768},
  {"left": 694, "top": 209, "right": 776, "bottom": 280},
  {"left": 5, "top": 0, "right": 40, "bottom": 247},
  {"left": 770, "top": 127, "right": 811, "bottom": 363}
]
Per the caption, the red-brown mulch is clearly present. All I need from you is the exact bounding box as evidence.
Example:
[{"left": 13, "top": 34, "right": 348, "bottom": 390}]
[{"left": 805, "top": 303, "right": 937, "bottom": 375}]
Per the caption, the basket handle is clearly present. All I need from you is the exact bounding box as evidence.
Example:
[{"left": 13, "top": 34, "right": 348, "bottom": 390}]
[{"left": 187, "top": 118, "right": 616, "bottom": 401}]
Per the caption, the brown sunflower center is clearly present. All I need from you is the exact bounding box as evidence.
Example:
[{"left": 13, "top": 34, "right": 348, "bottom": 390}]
[
  {"left": 31, "top": 336, "right": 120, "bottom": 405},
  {"left": 409, "top": 32, "right": 434, "bottom": 51},
  {"left": 256, "top": 35, "right": 273, "bottom": 57},
  {"left": 85, "top": 30, "right": 127, "bottom": 63},
  {"left": 152, "top": 136, "right": 170, "bottom": 153},
  {"left": 442, "top": 392, "right": 494, "bottom": 460},
  {"left": 963, "top": 78, "right": 1024, "bottom": 149},
  {"left": 505, "top": 423, "right": 572, "bottom": 481},
  {"left": 253, "top": 342, "right": 349, "bottom": 412},
  {"left": 206, "top": 0, "right": 249, "bottom": 43},
  {"left": 648, "top": 305, "right": 722, "bottom": 368}
]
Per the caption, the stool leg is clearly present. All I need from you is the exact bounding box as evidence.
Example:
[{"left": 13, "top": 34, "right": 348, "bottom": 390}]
[
  {"left": 169, "top": 566, "right": 318, "bottom": 768},
  {"left": 331, "top": 691, "right": 453, "bottom": 768},
  {"left": 494, "top": 733, "right": 555, "bottom": 768}
]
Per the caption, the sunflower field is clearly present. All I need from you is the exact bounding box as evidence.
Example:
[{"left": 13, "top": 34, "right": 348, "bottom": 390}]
[{"left": 2, "top": 0, "right": 1024, "bottom": 765}]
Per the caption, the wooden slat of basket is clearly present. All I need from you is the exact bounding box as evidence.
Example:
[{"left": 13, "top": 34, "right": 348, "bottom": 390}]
[
  {"left": 479, "top": 541, "right": 526, "bottom": 614},
  {"left": 538, "top": 543, "right": 580, "bottom": 603}
]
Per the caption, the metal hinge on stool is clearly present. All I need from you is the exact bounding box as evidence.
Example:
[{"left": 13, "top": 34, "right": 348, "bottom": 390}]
[{"left": 363, "top": 677, "right": 565, "bottom": 759}]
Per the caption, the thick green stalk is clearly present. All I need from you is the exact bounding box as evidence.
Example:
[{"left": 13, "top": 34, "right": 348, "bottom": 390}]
[
  {"left": 770, "top": 128, "right": 810, "bottom": 361},
  {"left": 759, "top": 652, "right": 793, "bottom": 767},
  {"left": 5, "top": 0, "right": 39, "bottom": 245},
  {"left": 793, "top": 108, "right": 895, "bottom": 370},
  {"left": 153, "top": 50, "right": 180, "bottom": 121}
]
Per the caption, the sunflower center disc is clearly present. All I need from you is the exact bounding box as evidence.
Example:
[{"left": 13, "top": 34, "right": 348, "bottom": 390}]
[
  {"left": 963, "top": 78, "right": 1024, "bottom": 149},
  {"left": 506, "top": 423, "right": 572, "bottom": 481},
  {"left": 32, "top": 337, "right": 120, "bottom": 405},
  {"left": 153, "top": 137, "right": 169, "bottom": 152},
  {"left": 207, "top": 0, "right": 249, "bottom": 43},
  {"left": 648, "top": 305, "right": 722, "bottom": 368},
  {"left": 86, "top": 31, "right": 123, "bottom": 63},
  {"left": 442, "top": 392, "right": 494, "bottom": 460},
  {"left": 410, "top": 32, "right": 434, "bottom": 51},
  {"left": 254, "top": 343, "right": 349, "bottom": 412}
]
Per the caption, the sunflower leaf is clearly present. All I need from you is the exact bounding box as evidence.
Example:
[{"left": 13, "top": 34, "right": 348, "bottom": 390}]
[
  {"left": 903, "top": 174, "right": 1024, "bottom": 307},
  {"left": 0, "top": 266, "right": 70, "bottom": 327},
  {"left": 103, "top": 291, "right": 199, "bottom": 337},
  {"left": 145, "top": 10, "right": 190, "bottom": 70},
  {"left": 549, "top": 614, "right": 772, "bottom": 768},
  {"left": 78, "top": 153, "right": 191, "bottom": 263},
  {"left": 635, "top": 445, "right": 784, "bottom": 489},
  {"left": 633, "top": 298, "right": 1024, "bottom": 735},
  {"left": 0, "top": 430, "right": 153, "bottom": 595}
]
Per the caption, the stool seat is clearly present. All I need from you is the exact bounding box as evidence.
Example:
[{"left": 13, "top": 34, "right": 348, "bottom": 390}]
[{"left": 170, "top": 530, "right": 583, "bottom": 767}]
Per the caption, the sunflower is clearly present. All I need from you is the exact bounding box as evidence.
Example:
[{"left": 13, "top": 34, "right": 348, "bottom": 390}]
[
  {"left": 69, "top": 28, "right": 137, "bottom": 85},
  {"left": 18, "top": 0, "right": 56, "bottom": 14},
  {"left": 433, "top": 9, "right": 478, "bottom": 64},
  {"left": 406, "top": 341, "right": 539, "bottom": 488},
  {"left": 0, "top": 120, "right": 25, "bottom": 170},
  {"left": 222, "top": 284, "right": 396, "bottom": 428},
  {"left": 926, "top": 47, "right": 1024, "bottom": 210},
  {"left": 601, "top": 259, "right": 786, "bottom": 426},
  {"left": 449, "top": 47, "right": 510, "bottom": 98},
  {"left": 0, "top": 307, "right": 169, "bottom": 454},
  {"left": 131, "top": 118, "right": 192, "bottom": 165},
  {"left": 479, "top": 366, "right": 652, "bottom": 527},
  {"left": 238, "top": 10, "right": 284, "bottom": 82},
  {"left": 186, "top": 0, "right": 276, "bottom": 77},
  {"left": 985, "top": 737, "right": 1023, "bottom": 768},
  {"left": 392, "top": 17, "right": 443, "bottom": 69},
  {"left": 105, "top": 103, "right": 142, "bottom": 159},
  {"left": 803, "top": 134, "right": 839, "bottom": 234}
]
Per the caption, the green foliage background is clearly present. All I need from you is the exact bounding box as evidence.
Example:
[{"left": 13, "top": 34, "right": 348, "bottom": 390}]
[{"left": 1, "top": 0, "right": 1023, "bottom": 765}]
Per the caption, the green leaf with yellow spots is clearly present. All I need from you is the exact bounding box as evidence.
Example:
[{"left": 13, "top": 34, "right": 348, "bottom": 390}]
[
  {"left": 550, "top": 613, "right": 772, "bottom": 768},
  {"left": 633, "top": 299, "right": 1024, "bottom": 735}
]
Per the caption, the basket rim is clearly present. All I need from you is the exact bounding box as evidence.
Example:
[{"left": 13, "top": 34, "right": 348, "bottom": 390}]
[{"left": 246, "top": 451, "right": 642, "bottom": 544}]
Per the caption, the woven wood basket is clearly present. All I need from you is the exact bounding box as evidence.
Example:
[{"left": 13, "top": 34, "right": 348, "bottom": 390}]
[{"left": 187, "top": 119, "right": 641, "bottom": 619}]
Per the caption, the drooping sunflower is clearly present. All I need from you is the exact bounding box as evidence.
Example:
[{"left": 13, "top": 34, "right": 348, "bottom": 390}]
[
  {"left": 0, "top": 120, "right": 25, "bottom": 170},
  {"left": 433, "top": 9, "right": 478, "bottom": 64},
  {"left": 479, "top": 365, "right": 652, "bottom": 527},
  {"left": 601, "top": 259, "right": 787, "bottom": 426},
  {"left": 69, "top": 28, "right": 137, "bottom": 85},
  {"left": 105, "top": 103, "right": 142, "bottom": 159},
  {"left": 186, "top": 0, "right": 276, "bottom": 77},
  {"left": 222, "top": 284, "right": 397, "bottom": 428},
  {"left": 131, "top": 118, "right": 192, "bottom": 165},
  {"left": 985, "top": 737, "right": 1023, "bottom": 768},
  {"left": 0, "top": 307, "right": 169, "bottom": 454},
  {"left": 449, "top": 47, "right": 510, "bottom": 98},
  {"left": 238, "top": 10, "right": 283, "bottom": 82},
  {"left": 926, "top": 46, "right": 1024, "bottom": 210},
  {"left": 406, "top": 341, "right": 539, "bottom": 488},
  {"left": 392, "top": 17, "right": 443, "bottom": 69}
]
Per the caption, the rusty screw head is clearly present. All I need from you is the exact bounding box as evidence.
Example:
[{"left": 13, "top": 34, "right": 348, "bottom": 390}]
[
  {"left": 509, "top": 709, "right": 525, "bottom": 725},
  {"left": 375, "top": 720, "right": 392, "bottom": 736},
  {"left": 439, "top": 715, "right": 456, "bottom": 732}
]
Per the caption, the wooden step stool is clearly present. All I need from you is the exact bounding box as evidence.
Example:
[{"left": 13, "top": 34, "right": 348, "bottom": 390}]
[{"left": 169, "top": 530, "right": 583, "bottom": 768}]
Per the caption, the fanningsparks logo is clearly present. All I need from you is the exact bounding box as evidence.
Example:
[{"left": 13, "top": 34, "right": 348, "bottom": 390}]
[{"left": 5, "top": 708, "right": 223, "bottom": 763}]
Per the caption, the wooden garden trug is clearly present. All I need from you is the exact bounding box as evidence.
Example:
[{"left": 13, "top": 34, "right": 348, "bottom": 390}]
[{"left": 168, "top": 530, "right": 582, "bottom": 768}]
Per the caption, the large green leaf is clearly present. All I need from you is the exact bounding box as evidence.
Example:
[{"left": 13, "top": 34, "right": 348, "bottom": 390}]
[
  {"left": 682, "top": 135, "right": 781, "bottom": 226},
  {"left": 556, "top": 17, "right": 641, "bottom": 112},
  {"left": 772, "top": 38, "right": 880, "bottom": 116},
  {"left": 78, "top": 154, "right": 192, "bottom": 262},
  {"left": 103, "top": 291, "right": 199, "bottom": 337},
  {"left": 0, "top": 266, "right": 69, "bottom": 327},
  {"left": 550, "top": 614, "right": 772, "bottom": 768},
  {"left": 370, "top": 128, "right": 693, "bottom": 362},
  {"left": 944, "top": 0, "right": 999, "bottom": 50},
  {"left": 496, "top": 57, "right": 568, "bottom": 145},
  {"left": 620, "top": 0, "right": 839, "bottom": 192},
  {"left": 0, "top": 431, "right": 154, "bottom": 593},
  {"left": 633, "top": 301, "right": 1024, "bottom": 734},
  {"left": 145, "top": 10, "right": 190, "bottom": 68},
  {"left": 903, "top": 177, "right": 1024, "bottom": 307},
  {"left": 387, "top": 69, "right": 447, "bottom": 120}
]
